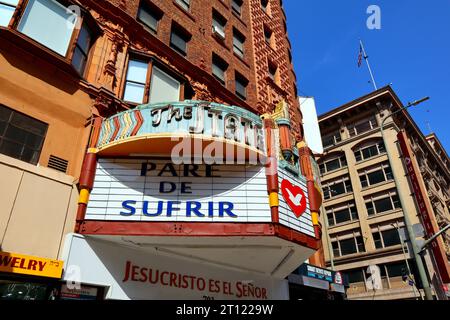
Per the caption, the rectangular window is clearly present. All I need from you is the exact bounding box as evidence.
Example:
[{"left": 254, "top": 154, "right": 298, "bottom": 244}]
[
  {"left": 123, "top": 59, "right": 148, "bottom": 104},
  {"left": 212, "top": 54, "right": 228, "bottom": 84},
  {"left": 373, "top": 232, "right": 383, "bottom": 249},
  {"left": 356, "top": 236, "right": 365, "bottom": 253},
  {"left": 334, "top": 208, "right": 352, "bottom": 224},
  {"left": 339, "top": 238, "right": 357, "bottom": 256},
  {"left": 233, "top": 29, "right": 245, "bottom": 58},
  {"left": 235, "top": 72, "right": 248, "bottom": 100},
  {"left": 323, "top": 131, "right": 341, "bottom": 148},
  {"left": 332, "top": 242, "right": 340, "bottom": 257},
  {"left": 149, "top": 66, "right": 180, "bottom": 104},
  {"left": 138, "top": 2, "right": 162, "bottom": 34},
  {"left": 175, "top": 0, "right": 190, "bottom": 11},
  {"left": 170, "top": 25, "right": 190, "bottom": 56},
  {"left": 381, "top": 229, "right": 401, "bottom": 247},
  {"left": 367, "top": 169, "right": 386, "bottom": 185},
  {"left": 323, "top": 177, "right": 352, "bottom": 199},
  {"left": 72, "top": 23, "right": 93, "bottom": 76},
  {"left": 0, "top": 0, "right": 18, "bottom": 27},
  {"left": 231, "top": 0, "right": 242, "bottom": 16},
  {"left": 0, "top": 105, "right": 48, "bottom": 165},
  {"left": 123, "top": 59, "right": 183, "bottom": 105},
  {"left": 349, "top": 116, "right": 378, "bottom": 137},
  {"left": 327, "top": 213, "right": 334, "bottom": 227},
  {"left": 355, "top": 141, "right": 386, "bottom": 162},
  {"left": 374, "top": 197, "right": 394, "bottom": 213},
  {"left": 212, "top": 11, "right": 226, "bottom": 39},
  {"left": 18, "top": 0, "right": 77, "bottom": 56},
  {"left": 325, "top": 158, "right": 341, "bottom": 172}
]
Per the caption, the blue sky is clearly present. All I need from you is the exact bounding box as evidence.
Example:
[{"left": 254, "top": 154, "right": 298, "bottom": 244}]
[{"left": 284, "top": 0, "right": 450, "bottom": 152}]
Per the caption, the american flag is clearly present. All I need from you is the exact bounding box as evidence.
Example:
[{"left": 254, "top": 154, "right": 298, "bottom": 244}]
[{"left": 358, "top": 44, "right": 363, "bottom": 67}]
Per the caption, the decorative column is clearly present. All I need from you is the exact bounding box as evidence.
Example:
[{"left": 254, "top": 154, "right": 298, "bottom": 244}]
[{"left": 75, "top": 118, "right": 103, "bottom": 233}]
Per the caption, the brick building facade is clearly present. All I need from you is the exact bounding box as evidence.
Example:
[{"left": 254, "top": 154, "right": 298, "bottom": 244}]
[{"left": 0, "top": 0, "right": 324, "bottom": 300}]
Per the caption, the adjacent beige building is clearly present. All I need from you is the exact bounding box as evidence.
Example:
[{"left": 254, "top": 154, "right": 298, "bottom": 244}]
[{"left": 317, "top": 86, "right": 450, "bottom": 300}]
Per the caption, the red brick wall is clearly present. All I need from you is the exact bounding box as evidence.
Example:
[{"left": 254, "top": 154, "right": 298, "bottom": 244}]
[{"left": 80, "top": 0, "right": 301, "bottom": 137}]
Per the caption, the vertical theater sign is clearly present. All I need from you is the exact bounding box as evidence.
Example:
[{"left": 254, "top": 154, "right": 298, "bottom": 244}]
[{"left": 62, "top": 101, "right": 323, "bottom": 300}]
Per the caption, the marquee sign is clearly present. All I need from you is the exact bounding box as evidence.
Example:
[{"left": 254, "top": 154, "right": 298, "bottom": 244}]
[
  {"left": 278, "top": 166, "right": 314, "bottom": 238},
  {"left": 86, "top": 159, "right": 271, "bottom": 223},
  {"left": 96, "top": 101, "right": 265, "bottom": 153}
]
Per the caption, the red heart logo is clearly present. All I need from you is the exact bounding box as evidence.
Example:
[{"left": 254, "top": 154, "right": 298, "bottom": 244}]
[{"left": 281, "top": 179, "right": 307, "bottom": 218}]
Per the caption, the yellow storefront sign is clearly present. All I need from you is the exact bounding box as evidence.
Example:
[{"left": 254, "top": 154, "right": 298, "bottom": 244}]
[{"left": 0, "top": 251, "right": 63, "bottom": 279}]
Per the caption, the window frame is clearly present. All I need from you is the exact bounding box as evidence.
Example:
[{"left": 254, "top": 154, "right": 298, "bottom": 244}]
[
  {"left": 231, "top": 0, "right": 242, "bottom": 17},
  {"left": 365, "top": 190, "right": 402, "bottom": 216},
  {"left": 326, "top": 202, "right": 358, "bottom": 227},
  {"left": 137, "top": 0, "right": 163, "bottom": 34},
  {"left": 354, "top": 141, "right": 386, "bottom": 162},
  {"left": 175, "top": 0, "right": 190, "bottom": 12},
  {"left": 170, "top": 23, "right": 191, "bottom": 57},
  {"left": 319, "top": 154, "right": 347, "bottom": 175},
  {"left": 212, "top": 53, "right": 228, "bottom": 85},
  {"left": 348, "top": 116, "right": 378, "bottom": 137},
  {"left": 8, "top": 0, "right": 99, "bottom": 77},
  {"left": 0, "top": 104, "right": 48, "bottom": 165},
  {"left": 359, "top": 162, "right": 394, "bottom": 188},
  {"left": 323, "top": 131, "right": 342, "bottom": 148},
  {"left": 232, "top": 28, "right": 245, "bottom": 58},
  {"left": 121, "top": 54, "right": 186, "bottom": 105},
  {"left": 331, "top": 232, "right": 365, "bottom": 257},
  {"left": 323, "top": 176, "right": 353, "bottom": 200},
  {"left": 234, "top": 71, "right": 248, "bottom": 101}
]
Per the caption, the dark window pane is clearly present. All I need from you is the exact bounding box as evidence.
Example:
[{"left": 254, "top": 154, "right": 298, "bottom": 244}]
[
  {"left": 72, "top": 47, "right": 87, "bottom": 75},
  {"left": 334, "top": 208, "right": 351, "bottom": 224},
  {"left": 385, "top": 166, "right": 393, "bottom": 180},
  {"left": 386, "top": 261, "right": 407, "bottom": 278},
  {"left": 354, "top": 150, "right": 362, "bottom": 162},
  {"left": 0, "top": 139, "right": 23, "bottom": 159},
  {"left": 324, "top": 189, "right": 330, "bottom": 200},
  {"left": 373, "top": 232, "right": 383, "bottom": 249},
  {"left": 345, "top": 180, "right": 352, "bottom": 192},
  {"left": 10, "top": 113, "right": 46, "bottom": 136},
  {"left": 327, "top": 213, "right": 334, "bottom": 226},
  {"left": 392, "top": 195, "right": 401, "bottom": 209},
  {"left": 368, "top": 169, "right": 386, "bottom": 185},
  {"left": 175, "top": 0, "right": 190, "bottom": 10},
  {"left": 332, "top": 242, "right": 340, "bottom": 257},
  {"left": 340, "top": 238, "right": 357, "bottom": 256},
  {"left": 0, "top": 121, "right": 6, "bottom": 135},
  {"left": 0, "top": 105, "right": 47, "bottom": 165},
  {"left": 0, "top": 107, "right": 11, "bottom": 121},
  {"left": 231, "top": 0, "right": 242, "bottom": 15},
  {"left": 340, "top": 155, "right": 347, "bottom": 166},
  {"left": 366, "top": 202, "right": 374, "bottom": 215},
  {"left": 138, "top": 4, "right": 160, "bottom": 33},
  {"left": 356, "top": 236, "right": 365, "bottom": 252},
  {"left": 382, "top": 229, "right": 401, "bottom": 247},
  {"left": 350, "top": 206, "right": 358, "bottom": 220},
  {"left": 77, "top": 24, "right": 92, "bottom": 54},
  {"left": 319, "top": 163, "right": 325, "bottom": 174},
  {"left": 170, "top": 29, "right": 188, "bottom": 55},
  {"left": 330, "top": 182, "right": 345, "bottom": 196},
  {"left": 5, "top": 125, "right": 28, "bottom": 144},
  {"left": 374, "top": 197, "right": 393, "bottom": 214},
  {"left": 378, "top": 142, "right": 386, "bottom": 153},
  {"left": 347, "top": 269, "right": 364, "bottom": 283},
  {"left": 326, "top": 158, "right": 341, "bottom": 172},
  {"left": 360, "top": 175, "right": 368, "bottom": 188},
  {"left": 362, "top": 145, "right": 378, "bottom": 160}
]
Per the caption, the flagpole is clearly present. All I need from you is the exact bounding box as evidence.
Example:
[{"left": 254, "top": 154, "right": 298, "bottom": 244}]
[{"left": 360, "top": 40, "right": 378, "bottom": 90}]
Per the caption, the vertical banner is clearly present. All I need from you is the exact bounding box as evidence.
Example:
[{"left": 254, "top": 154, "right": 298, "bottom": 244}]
[{"left": 397, "top": 130, "right": 450, "bottom": 283}]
